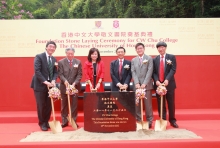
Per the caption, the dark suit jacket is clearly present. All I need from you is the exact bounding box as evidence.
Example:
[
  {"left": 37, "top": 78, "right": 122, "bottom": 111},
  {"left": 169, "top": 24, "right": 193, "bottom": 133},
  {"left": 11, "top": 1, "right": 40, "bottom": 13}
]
[
  {"left": 30, "top": 52, "right": 58, "bottom": 92},
  {"left": 153, "top": 53, "right": 176, "bottom": 91},
  {"left": 58, "top": 58, "right": 82, "bottom": 94},
  {"left": 110, "top": 59, "right": 132, "bottom": 91}
]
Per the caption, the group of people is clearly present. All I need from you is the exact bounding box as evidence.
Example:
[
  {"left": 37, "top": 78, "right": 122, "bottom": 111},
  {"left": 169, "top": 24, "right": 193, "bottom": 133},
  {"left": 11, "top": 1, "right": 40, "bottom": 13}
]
[{"left": 31, "top": 41, "right": 178, "bottom": 131}]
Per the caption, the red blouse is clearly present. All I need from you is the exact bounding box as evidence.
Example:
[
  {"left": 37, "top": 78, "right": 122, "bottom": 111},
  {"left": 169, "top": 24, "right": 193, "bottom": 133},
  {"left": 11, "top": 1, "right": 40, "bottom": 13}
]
[{"left": 84, "top": 60, "right": 105, "bottom": 92}]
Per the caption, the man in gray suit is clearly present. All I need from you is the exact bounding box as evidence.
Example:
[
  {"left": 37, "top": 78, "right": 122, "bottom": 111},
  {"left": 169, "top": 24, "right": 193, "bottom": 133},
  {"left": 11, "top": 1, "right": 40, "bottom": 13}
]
[
  {"left": 131, "top": 42, "right": 154, "bottom": 128},
  {"left": 58, "top": 47, "right": 82, "bottom": 128},
  {"left": 31, "top": 41, "right": 58, "bottom": 131}
]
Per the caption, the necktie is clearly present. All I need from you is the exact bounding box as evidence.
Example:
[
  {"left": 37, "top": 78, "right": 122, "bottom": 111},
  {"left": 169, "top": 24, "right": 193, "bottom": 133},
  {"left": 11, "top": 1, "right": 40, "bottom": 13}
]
[
  {"left": 159, "top": 55, "right": 164, "bottom": 82},
  {"left": 119, "top": 59, "right": 122, "bottom": 79},
  {"left": 139, "top": 57, "right": 142, "bottom": 65},
  {"left": 69, "top": 61, "right": 72, "bottom": 68},
  {"left": 48, "top": 56, "right": 53, "bottom": 81}
]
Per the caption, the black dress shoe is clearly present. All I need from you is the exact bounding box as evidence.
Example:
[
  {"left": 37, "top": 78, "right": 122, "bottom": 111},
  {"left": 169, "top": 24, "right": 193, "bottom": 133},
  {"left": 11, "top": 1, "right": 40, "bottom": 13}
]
[
  {"left": 40, "top": 125, "right": 48, "bottom": 131},
  {"left": 61, "top": 123, "right": 68, "bottom": 128},
  {"left": 170, "top": 122, "right": 179, "bottom": 128},
  {"left": 76, "top": 123, "right": 79, "bottom": 128},
  {"left": 46, "top": 123, "right": 50, "bottom": 129},
  {"left": 149, "top": 123, "right": 152, "bottom": 128}
]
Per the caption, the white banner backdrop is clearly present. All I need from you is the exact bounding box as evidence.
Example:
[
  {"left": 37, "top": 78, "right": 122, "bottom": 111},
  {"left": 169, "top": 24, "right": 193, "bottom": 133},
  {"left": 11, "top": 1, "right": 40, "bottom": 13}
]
[{"left": 0, "top": 18, "right": 220, "bottom": 57}]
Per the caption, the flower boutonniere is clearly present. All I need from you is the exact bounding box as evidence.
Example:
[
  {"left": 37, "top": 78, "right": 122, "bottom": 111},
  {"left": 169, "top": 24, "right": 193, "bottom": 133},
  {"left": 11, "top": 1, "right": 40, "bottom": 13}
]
[
  {"left": 142, "top": 59, "right": 148, "bottom": 64},
  {"left": 54, "top": 62, "right": 58, "bottom": 66},
  {"left": 124, "top": 64, "right": 130, "bottom": 70},
  {"left": 73, "top": 64, "right": 78, "bottom": 68},
  {"left": 166, "top": 59, "right": 172, "bottom": 65}
]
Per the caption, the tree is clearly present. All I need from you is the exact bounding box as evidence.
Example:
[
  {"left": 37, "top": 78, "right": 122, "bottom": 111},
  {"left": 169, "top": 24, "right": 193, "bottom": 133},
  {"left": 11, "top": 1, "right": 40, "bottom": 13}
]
[
  {"left": 69, "top": 0, "right": 86, "bottom": 18},
  {"left": 83, "top": 0, "right": 100, "bottom": 18},
  {"left": 0, "top": 0, "right": 34, "bottom": 19},
  {"left": 33, "top": 8, "right": 50, "bottom": 19},
  {"left": 2, "top": 0, "right": 220, "bottom": 19},
  {"left": 54, "top": 0, "right": 70, "bottom": 18},
  {"left": 140, "top": 0, "right": 168, "bottom": 18},
  {"left": 44, "top": 0, "right": 61, "bottom": 18},
  {"left": 204, "top": 0, "right": 220, "bottom": 17}
]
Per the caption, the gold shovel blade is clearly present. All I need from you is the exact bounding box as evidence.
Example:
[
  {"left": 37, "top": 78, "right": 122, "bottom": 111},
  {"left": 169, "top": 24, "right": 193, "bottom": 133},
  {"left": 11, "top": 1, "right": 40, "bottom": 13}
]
[
  {"left": 49, "top": 121, "right": 62, "bottom": 134},
  {"left": 141, "top": 121, "right": 149, "bottom": 130},
  {"left": 136, "top": 121, "right": 149, "bottom": 130},
  {"left": 154, "top": 119, "right": 167, "bottom": 131},
  {"left": 136, "top": 122, "right": 142, "bottom": 131},
  {"left": 68, "top": 116, "right": 77, "bottom": 130},
  {"left": 136, "top": 121, "right": 142, "bottom": 130}
]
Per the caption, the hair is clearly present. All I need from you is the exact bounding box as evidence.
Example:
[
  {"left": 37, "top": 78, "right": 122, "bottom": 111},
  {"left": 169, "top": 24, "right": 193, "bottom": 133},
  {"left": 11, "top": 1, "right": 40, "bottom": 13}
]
[
  {"left": 135, "top": 43, "right": 145, "bottom": 49},
  {"left": 46, "top": 41, "right": 57, "bottom": 48},
  {"left": 87, "top": 48, "right": 101, "bottom": 62},
  {"left": 65, "top": 47, "right": 75, "bottom": 53},
  {"left": 156, "top": 41, "right": 167, "bottom": 48},
  {"left": 116, "top": 47, "right": 126, "bottom": 52}
]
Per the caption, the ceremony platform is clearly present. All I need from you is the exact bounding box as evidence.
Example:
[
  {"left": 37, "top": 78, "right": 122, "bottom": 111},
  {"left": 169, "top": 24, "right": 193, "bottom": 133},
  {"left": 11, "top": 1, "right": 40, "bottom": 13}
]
[{"left": 1, "top": 109, "right": 220, "bottom": 148}]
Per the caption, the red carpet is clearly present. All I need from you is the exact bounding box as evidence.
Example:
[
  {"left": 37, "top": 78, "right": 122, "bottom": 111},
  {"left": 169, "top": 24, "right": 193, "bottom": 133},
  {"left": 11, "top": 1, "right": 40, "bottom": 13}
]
[
  {"left": 1, "top": 109, "right": 220, "bottom": 123},
  {"left": 1, "top": 109, "right": 220, "bottom": 148}
]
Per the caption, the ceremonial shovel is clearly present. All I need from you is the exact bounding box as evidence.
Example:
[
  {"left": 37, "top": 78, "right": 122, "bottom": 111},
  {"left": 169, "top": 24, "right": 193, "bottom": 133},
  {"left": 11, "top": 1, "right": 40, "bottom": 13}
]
[
  {"left": 140, "top": 98, "right": 149, "bottom": 130},
  {"left": 49, "top": 96, "right": 62, "bottom": 134},
  {"left": 154, "top": 95, "right": 167, "bottom": 131},
  {"left": 67, "top": 94, "right": 77, "bottom": 129}
]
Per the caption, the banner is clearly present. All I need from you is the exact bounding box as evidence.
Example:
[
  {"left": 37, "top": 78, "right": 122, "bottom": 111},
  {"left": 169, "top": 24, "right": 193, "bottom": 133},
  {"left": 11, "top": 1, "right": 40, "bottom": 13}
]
[{"left": 0, "top": 18, "right": 220, "bottom": 57}]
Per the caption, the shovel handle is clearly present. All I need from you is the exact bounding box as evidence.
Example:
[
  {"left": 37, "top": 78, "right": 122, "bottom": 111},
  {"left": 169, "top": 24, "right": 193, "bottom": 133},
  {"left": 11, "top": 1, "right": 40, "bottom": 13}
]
[
  {"left": 50, "top": 97, "right": 56, "bottom": 122},
  {"left": 48, "top": 86, "right": 56, "bottom": 122},
  {"left": 67, "top": 94, "right": 72, "bottom": 124},
  {"left": 160, "top": 95, "right": 163, "bottom": 120},
  {"left": 140, "top": 98, "right": 144, "bottom": 121}
]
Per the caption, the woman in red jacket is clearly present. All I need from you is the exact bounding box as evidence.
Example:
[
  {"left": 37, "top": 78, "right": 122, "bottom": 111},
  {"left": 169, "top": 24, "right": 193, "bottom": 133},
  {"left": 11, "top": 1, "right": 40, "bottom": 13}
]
[{"left": 84, "top": 48, "right": 104, "bottom": 92}]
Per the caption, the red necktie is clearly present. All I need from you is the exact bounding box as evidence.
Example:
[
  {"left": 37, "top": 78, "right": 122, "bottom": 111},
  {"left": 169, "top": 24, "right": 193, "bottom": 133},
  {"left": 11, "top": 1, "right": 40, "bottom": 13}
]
[
  {"left": 69, "top": 61, "right": 72, "bottom": 68},
  {"left": 159, "top": 55, "right": 164, "bottom": 82},
  {"left": 119, "top": 59, "right": 122, "bottom": 77}
]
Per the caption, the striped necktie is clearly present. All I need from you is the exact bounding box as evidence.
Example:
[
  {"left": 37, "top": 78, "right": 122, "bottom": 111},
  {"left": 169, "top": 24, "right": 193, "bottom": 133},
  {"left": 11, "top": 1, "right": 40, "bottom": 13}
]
[{"left": 48, "top": 56, "right": 53, "bottom": 81}]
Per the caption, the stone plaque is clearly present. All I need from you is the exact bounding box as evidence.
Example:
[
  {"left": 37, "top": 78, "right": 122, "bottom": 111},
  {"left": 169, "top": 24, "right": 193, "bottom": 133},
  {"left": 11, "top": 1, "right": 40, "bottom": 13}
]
[{"left": 83, "top": 91, "right": 136, "bottom": 132}]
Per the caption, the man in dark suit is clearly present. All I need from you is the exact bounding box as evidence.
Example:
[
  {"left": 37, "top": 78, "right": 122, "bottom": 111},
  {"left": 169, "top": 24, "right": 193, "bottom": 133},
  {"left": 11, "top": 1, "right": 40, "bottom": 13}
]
[
  {"left": 30, "top": 41, "right": 58, "bottom": 131},
  {"left": 58, "top": 47, "right": 82, "bottom": 128},
  {"left": 152, "top": 41, "right": 178, "bottom": 128},
  {"left": 110, "top": 47, "right": 132, "bottom": 91}
]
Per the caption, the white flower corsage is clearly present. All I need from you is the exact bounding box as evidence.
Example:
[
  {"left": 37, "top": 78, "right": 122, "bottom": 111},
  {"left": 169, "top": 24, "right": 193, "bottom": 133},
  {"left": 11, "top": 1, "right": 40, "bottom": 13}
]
[
  {"left": 54, "top": 62, "right": 58, "bottom": 67},
  {"left": 142, "top": 59, "right": 148, "bottom": 64},
  {"left": 166, "top": 59, "right": 172, "bottom": 65},
  {"left": 73, "top": 64, "right": 78, "bottom": 68},
  {"left": 124, "top": 64, "right": 130, "bottom": 69}
]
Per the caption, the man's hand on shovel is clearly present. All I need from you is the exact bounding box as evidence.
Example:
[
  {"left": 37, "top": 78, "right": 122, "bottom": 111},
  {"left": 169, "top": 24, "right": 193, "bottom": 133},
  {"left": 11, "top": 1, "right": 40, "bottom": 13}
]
[
  {"left": 51, "top": 80, "right": 56, "bottom": 87},
  {"left": 44, "top": 81, "right": 53, "bottom": 87},
  {"left": 64, "top": 80, "right": 69, "bottom": 87},
  {"left": 140, "top": 84, "right": 146, "bottom": 89}
]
